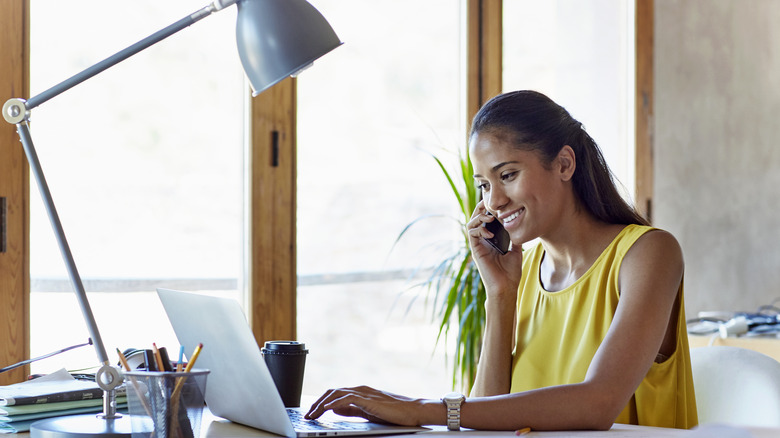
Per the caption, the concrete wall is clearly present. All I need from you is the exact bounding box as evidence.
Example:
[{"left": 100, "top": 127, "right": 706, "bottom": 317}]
[{"left": 654, "top": 0, "right": 780, "bottom": 317}]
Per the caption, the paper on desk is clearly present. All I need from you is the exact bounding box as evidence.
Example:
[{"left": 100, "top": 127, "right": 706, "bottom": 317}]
[
  {"left": 0, "top": 403, "right": 109, "bottom": 423},
  {"left": 0, "top": 369, "right": 99, "bottom": 406},
  {"left": 0, "top": 418, "right": 35, "bottom": 434},
  {"left": 0, "top": 397, "right": 107, "bottom": 417}
]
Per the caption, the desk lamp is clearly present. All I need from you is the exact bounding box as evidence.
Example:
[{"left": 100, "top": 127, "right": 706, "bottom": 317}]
[{"left": 2, "top": 0, "right": 341, "bottom": 436}]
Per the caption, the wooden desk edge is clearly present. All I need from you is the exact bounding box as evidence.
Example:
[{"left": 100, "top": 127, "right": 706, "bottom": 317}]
[{"left": 689, "top": 334, "right": 780, "bottom": 363}]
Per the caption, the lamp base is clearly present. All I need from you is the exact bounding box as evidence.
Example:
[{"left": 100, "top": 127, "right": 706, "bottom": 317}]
[{"left": 30, "top": 413, "right": 136, "bottom": 438}]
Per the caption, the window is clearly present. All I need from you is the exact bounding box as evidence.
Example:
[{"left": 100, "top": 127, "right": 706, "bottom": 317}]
[
  {"left": 295, "top": 0, "right": 636, "bottom": 396},
  {"left": 23, "top": 1, "right": 638, "bottom": 397},
  {"left": 296, "top": 0, "right": 465, "bottom": 397},
  {"left": 503, "top": 0, "right": 636, "bottom": 197},
  {"left": 28, "top": 0, "right": 245, "bottom": 373}
]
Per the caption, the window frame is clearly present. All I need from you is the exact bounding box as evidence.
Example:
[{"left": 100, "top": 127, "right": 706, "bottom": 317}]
[{"left": 0, "top": 0, "right": 30, "bottom": 386}]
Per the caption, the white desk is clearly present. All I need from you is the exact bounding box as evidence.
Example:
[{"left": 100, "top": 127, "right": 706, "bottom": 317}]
[
  {"left": 12, "top": 409, "right": 780, "bottom": 437},
  {"left": 201, "top": 410, "right": 780, "bottom": 438}
]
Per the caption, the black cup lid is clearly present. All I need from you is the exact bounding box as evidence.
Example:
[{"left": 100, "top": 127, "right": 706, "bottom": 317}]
[{"left": 262, "top": 341, "right": 308, "bottom": 353}]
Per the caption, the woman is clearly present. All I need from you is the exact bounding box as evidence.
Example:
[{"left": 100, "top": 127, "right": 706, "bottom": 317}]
[{"left": 306, "top": 91, "right": 697, "bottom": 430}]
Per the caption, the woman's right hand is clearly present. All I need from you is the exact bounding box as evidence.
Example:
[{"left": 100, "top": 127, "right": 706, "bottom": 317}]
[
  {"left": 467, "top": 201, "right": 524, "bottom": 297},
  {"left": 467, "top": 201, "right": 523, "bottom": 397}
]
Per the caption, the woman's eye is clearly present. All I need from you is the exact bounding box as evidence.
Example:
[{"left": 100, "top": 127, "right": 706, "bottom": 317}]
[
  {"left": 500, "top": 171, "right": 518, "bottom": 181},
  {"left": 476, "top": 182, "right": 489, "bottom": 192}
]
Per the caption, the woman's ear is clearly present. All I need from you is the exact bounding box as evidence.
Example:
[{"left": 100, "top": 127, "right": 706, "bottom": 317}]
[{"left": 556, "top": 145, "right": 576, "bottom": 181}]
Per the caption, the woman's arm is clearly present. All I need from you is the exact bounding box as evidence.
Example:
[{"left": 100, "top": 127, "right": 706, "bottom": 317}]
[
  {"left": 461, "top": 229, "right": 686, "bottom": 430},
  {"left": 467, "top": 202, "right": 523, "bottom": 397},
  {"left": 469, "top": 290, "right": 517, "bottom": 397}
]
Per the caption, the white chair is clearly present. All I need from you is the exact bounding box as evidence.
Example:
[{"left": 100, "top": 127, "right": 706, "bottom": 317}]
[{"left": 690, "top": 345, "right": 780, "bottom": 427}]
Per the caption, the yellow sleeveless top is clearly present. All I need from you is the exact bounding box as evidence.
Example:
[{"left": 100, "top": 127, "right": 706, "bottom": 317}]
[{"left": 509, "top": 225, "right": 698, "bottom": 429}]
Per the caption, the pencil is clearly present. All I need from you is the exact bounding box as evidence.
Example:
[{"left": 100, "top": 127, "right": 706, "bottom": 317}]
[
  {"left": 183, "top": 343, "right": 203, "bottom": 373},
  {"left": 152, "top": 343, "right": 165, "bottom": 371},
  {"left": 116, "top": 348, "right": 132, "bottom": 371},
  {"left": 116, "top": 348, "right": 154, "bottom": 417},
  {"left": 170, "top": 342, "right": 205, "bottom": 429},
  {"left": 515, "top": 427, "right": 531, "bottom": 436},
  {"left": 171, "top": 344, "right": 202, "bottom": 438}
]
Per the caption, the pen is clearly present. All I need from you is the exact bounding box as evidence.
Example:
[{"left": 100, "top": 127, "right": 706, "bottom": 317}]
[
  {"left": 515, "top": 427, "right": 531, "bottom": 436},
  {"left": 143, "top": 349, "right": 159, "bottom": 371}
]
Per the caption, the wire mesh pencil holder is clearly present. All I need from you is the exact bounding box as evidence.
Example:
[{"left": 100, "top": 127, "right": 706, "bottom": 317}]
[{"left": 124, "top": 369, "right": 209, "bottom": 438}]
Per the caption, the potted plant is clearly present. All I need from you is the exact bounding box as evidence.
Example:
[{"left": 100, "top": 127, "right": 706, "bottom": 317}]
[{"left": 394, "top": 146, "right": 486, "bottom": 392}]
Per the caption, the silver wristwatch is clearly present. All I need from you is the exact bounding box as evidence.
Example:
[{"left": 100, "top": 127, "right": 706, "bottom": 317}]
[{"left": 442, "top": 392, "right": 466, "bottom": 431}]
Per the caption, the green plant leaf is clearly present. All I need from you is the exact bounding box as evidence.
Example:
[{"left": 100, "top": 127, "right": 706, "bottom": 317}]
[{"left": 393, "top": 145, "right": 494, "bottom": 392}]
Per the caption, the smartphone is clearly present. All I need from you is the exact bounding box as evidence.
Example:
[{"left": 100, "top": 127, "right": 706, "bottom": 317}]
[{"left": 484, "top": 215, "right": 510, "bottom": 254}]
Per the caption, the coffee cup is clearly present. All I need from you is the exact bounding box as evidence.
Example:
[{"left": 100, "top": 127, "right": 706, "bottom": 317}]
[{"left": 261, "top": 341, "right": 308, "bottom": 408}]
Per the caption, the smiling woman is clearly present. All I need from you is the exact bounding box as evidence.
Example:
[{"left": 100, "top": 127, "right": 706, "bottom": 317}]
[
  {"left": 304, "top": 90, "right": 698, "bottom": 432},
  {"left": 464, "top": 92, "right": 693, "bottom": 431}
]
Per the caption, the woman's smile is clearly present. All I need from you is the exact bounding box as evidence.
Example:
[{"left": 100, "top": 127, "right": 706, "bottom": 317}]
[{"left": 499, "top": 207, "right": 524, "bottom": 230}]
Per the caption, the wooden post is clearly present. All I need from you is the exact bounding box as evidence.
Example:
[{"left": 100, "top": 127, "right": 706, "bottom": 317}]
[
  {"left": 248, "top": 78, "right": 297, "bottom": 345},
  {"left": 635, "top": 0, "right": 654, "bottom": 222},
  {"left": 466, "top": 0, "right": 503, "bottom": 128},
  {"left": 0, "top": 0, "right": 30, "bottom": 385}
]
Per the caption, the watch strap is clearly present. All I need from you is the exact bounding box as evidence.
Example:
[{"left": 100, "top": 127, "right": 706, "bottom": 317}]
[{"left": 442, "top": 392, "right": 465, "bottom": 431}]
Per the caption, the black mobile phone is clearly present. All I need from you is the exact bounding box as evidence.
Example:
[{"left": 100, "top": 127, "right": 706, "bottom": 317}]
[{"left": 484, "top": 215, "right": 510, "bottom": 254}]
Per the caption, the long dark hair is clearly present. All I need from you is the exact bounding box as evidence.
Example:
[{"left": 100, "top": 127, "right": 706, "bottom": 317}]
[{"left": 470, "top": 90, "right": 649, "bottom": 226}]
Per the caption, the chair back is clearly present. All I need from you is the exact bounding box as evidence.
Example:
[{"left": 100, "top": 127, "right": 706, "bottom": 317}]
[{"left": 690, "top": 345, "right": 780, "bottom": 427}]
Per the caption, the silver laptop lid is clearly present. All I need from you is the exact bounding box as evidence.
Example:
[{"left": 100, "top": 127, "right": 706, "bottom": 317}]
[{"left": 157, "top": 288, "right": 296, "bottom": 437}]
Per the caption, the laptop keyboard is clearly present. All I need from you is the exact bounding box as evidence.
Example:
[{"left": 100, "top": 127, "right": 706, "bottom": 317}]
[{"left": 287, "top": 409, "right": 370, "bottom": 431}]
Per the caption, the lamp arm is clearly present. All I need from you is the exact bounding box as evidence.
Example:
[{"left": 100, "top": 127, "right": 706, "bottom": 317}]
[
  {"left": 17, "top": 119, "right": 125, "bottom": 419},
  {"left": 15, "top": 123, "right": 111, "bottom": 366}
]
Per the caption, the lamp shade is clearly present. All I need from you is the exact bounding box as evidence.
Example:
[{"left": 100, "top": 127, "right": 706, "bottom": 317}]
[{"left": 236, "top": 0, "right": 342, "bottom": 96}]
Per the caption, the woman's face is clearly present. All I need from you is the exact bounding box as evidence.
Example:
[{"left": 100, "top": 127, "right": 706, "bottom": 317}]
[{"left": 470, "top": 131, "right": 570, "bottom": 245}]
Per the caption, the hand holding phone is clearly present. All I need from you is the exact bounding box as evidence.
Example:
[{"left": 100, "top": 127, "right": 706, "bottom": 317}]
[{"left": 484, "top": 215, "right": 510, "bottom": 254}]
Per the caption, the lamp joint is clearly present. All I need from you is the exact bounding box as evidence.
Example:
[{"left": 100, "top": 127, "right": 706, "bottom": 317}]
[
  {"left": 212, "top": 0, "right": 238, "bottom": 11},
  {"left": 3, "top": 98, "right": 29, "bottom": 125}
]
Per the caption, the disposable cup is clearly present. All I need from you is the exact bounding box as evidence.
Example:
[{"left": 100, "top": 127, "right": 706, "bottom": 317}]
[{"left": 261, "top": 341, "right": 308, "bottom": 407}]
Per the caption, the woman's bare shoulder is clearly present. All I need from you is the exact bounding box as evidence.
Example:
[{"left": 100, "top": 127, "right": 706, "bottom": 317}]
[
  {"left": 620, "top": 227, "right": 684, "bottom": 290},
  {"left": 632, "top": 228, "right": 682, "bottom": 259}
]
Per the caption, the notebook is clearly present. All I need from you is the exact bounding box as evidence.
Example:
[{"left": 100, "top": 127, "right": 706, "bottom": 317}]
[{"left": 156, "top": 288, "right": 429, "bottom": 437}]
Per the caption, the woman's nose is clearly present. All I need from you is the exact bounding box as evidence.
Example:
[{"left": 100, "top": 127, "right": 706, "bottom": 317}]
[{"left": 485, "top": 187, "right": 508, "bottom": 213}]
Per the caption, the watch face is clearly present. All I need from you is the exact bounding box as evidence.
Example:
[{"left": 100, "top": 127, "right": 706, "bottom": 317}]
[{"left": 443, "top": 392, "right": 465, "bottom": 403}]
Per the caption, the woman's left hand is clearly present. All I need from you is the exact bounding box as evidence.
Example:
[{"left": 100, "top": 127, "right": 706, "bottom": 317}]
[{"left": 304, "top": 386, "right": 433, "bottom": 426}]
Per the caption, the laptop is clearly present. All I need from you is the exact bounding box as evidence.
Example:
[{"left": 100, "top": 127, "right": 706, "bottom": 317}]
[{"left": 156, "top": 288, "right": 429, "bottom": 437}]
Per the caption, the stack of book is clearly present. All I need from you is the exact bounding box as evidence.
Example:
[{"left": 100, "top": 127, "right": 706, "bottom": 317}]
[{"left": 0, "top": 369, "right": 126, "bottom": 433}]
